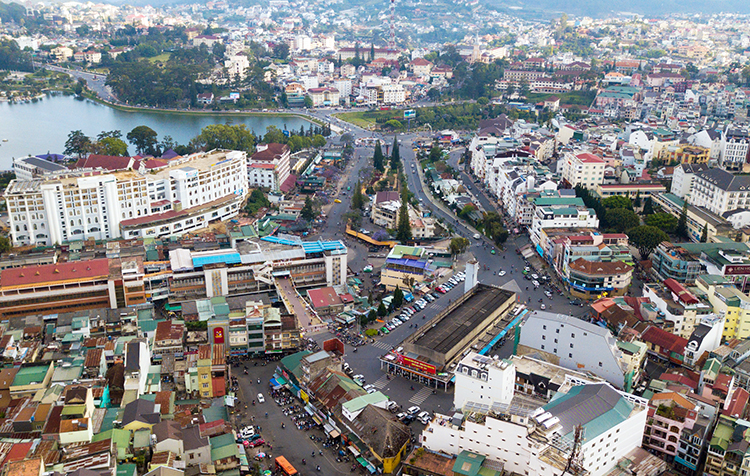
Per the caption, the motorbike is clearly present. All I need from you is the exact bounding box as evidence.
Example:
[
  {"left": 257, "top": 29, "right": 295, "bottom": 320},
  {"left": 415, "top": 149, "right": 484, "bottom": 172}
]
[
  {"left": 244, "top": 369, "right": 248, "bottom": 375},
  {"left": 257, "top": 378, "right": 261, "bottom": 384},
  {"left": 302, "top": 459, "right": 307, "bottom": 465}
]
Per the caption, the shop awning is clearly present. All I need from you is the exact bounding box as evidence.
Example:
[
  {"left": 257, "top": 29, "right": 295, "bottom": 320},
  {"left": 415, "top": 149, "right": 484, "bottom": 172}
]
[
  {"left": 312, "top": 415, "right": 323, "bottom": 425},
  {"left": 348, "top": 446, "right": 360, "bottom": 457},
  {"left": 275, "top": 375, "right": 289, "bottom": 385},
  {"left": 330, "top": 430, "right": 340, "bottom": 438},
  {"left": 269, "top": 378, "right": 282, "bottom": 390},
  {"left": 323, "top": 423, "right": 335, "bottom": 434}
]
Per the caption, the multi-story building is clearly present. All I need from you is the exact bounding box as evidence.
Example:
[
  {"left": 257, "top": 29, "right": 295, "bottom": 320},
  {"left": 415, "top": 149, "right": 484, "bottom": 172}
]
[
  {"left": 307, "top": 87, "right": 340, "bottom": 107},
  {"left": 643, "top": 392, "right": 699, "bottom": 463},
  {"left": 652, "top": 192, "right": 733, "bottom": 243},
  {"left": 12, "top": 156, "right": 69, "bottom": 181},
  {"left": 248, "top": 143, "right": 291, "bottom": 191},
  {"left": 696, "top": 276, "right": 750, "bottom": 341},
  {"left": 720, "top": 127, "right": 750, "bottom": 172},
  {"left": 529, "top": 202, "right": 599, "bottom": 246},
  {"left": 662, "top": 144, "right": 711, "bottom": 165},
  {"left": 675, "top": 413, "right": 712, "bottom": 476},
  {"left": 421, "top": 380, "right": 648, "bottom": 476},
  {"left": 643, "top": 280, "right": 713, "bottom": 339},
  {"left": 565, "top": 258, "right": 633, "bottom": 299},
  {"left": 652, "top": 242, "right": 703, "bottom": 283},
  {"left": 689, "top": 168, "right": 750, "bottom": 218},
  {"left": 670, "top": 163, "right": 710, "bottom": 199},
  {"left": 379, "top": 83, "right": 405, "bottom": 105},
  {"left": 705, "top": 414, "right": 750, "bottom": 476},
  {"left": 516, "top": 311, "right": 628, "bottom": 388},
  {"left": 561, "top": 152, "right": 606, "bottom": 188},
  {"left": 4, "top": 150, "right": 248, "bottom": 246},
  {"left": 380, "top": 245, "right": 433, "bottom": 291},
  {"left": 370, "top": 197, "right": 436, "bottom": 239},
  {"left": 453, "top": 352, "right": 515, "bottom": 410}
]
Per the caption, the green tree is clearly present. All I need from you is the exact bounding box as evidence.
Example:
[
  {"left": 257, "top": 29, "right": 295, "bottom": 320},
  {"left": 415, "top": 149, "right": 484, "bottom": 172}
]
[
  {"left": 676, "top": 202, "right": 689, "bottom": 239},
  {"left": 311, "top": 134, "right": 326, "bottom": 148},
  {"left": 701, "top": 224, "right": 708, "bottom": 243},
  {"left": 483, "top": 211, "right": 509, "bottom": 244},
  {"left": 642, "top": 197, "right": 655, "bottom": 215},
  {"left": 458, "top": 204, "right": 477, "bottom": 220},
  {"left": 0, "top": 236, "right": 11, "bottom": 254},
  {"left": 390, "top": 137, "right": 400, "bottom": 170},
  {"left": 351, "top": 180, "right": 366, "bottom": 211},
  {"left": 367, "top": 309, "right": 378, "bottom": 323},
  {"left": 633, "top": 191, "right": 642, "bottom": 208},
  {"left": 602, "top": 195, "right": 633, "bottom": 210},
  {"left": 395, "top": 186, "right": 412, "bottom": 243},
  {"left": 127, "top": 125, "right": 158, "bottom": 155},
  {"left": 605, "top": 208, "right": 640, "bottom": 233},
  {"left": 272, "top": 43, "right": 289, "bottom": 60},
  {"left": 449, "top": 237, "right": 470, "bottom": 257},
  {"left": 245, "top": 188, "right": 271, "bottom": 214},
  {"left": 262, "top": 126, "right": 286, "bottom": 144},
  {"left": 428, "top": 144, "right": 442, "bottom": 162},
  {"left": 191, "top": 124, "right": 255, "bottom": 152},
  {"left": 64, "top": 130, "right": 91, "bottom": 158},
  {"left": 304, "top": 95, "right": 313, "bottom": 108},
  {"left": 392, "top": 286, "right": 404, "bottom": 308},
  {"left": 377, "top": 302, "right": 387, "bottom": 317},
  {"left": 645, "top": 213, "right": 678, "bottom": 234},
  {"left": 300, "top": 196, "right": 318, "bottom": 222},
  {"left": 91, "top": 137, "right": 129, "bottom": 156},
  {"left": 627, "top": 225, "right": 669, "bottom": 260},
  {"left": 373, "top": 141, "right": 385, "bottom": 172}
]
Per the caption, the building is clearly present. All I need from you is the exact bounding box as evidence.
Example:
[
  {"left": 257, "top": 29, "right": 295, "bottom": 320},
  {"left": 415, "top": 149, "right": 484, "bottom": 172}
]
[
  {"left": 307, "top": 87, "right": 340, "bottom": 107},
  {"left": 564, "top": 259, "right": 633, "bottom": 299},
  {"left": 4, "top": 150, "right": 248, "bottom": 246},
  {"left": 516, "top": 311, "right": 628, "bottom": 388},
  {"left": 651, "top": 242, "right": 703, "bottom": 283},
  {"left": 380, "top": 284, "right": 516, "bottom": 390},
  {"left": 421, "top": 382, "right": 648, "bottom": 476},
  {"left": 561, "top": 152, "right": 606, "bottom": 188},
  {"left": 689, "top": 167, "right": 750, "bottom": 219},
  {"left": 380, "top": 245, "right": 432, "bottom": 291},
  {"left": 663, "top": 144, "right": 711, "bottom": 165},
  {"left": 697, "top": 277, "right": 750, "bottom": 341},
  {"left": 529, "top": 202, "right": 599, "bottom": 246},
  {"left": 704, "top": 414, "right": 750, "bottom": 476},
  {"left": 370, "top": 197, "right": 436, "bottom": 239},
  {"left": 594, "top": 183, "right": 666, "bottom": 199},
  {"left": 720, "top": 127, "right": 750, "bottom": 172},
  {"left": 379, "top": 84, "right": 405, "bottom": 105},
  {"left": 642, "top": 392, "right": 699, "bottom": 462},
  {"left": 670, "top": 163, "right": 710, "bottom": 199},
  {"left": 652, "top": 192, "right": 733, "bottom": 243},
  {"left": 248, "top": 143, "right": 291, "bottom": 191},
  {"left": 453, "top": 352, "right": 515, "bottom": 410},
  {"left": 13, "top": 156, "right": 69, "bottom": 181},
  {"left": 643, "top": 279, "right": 712, "bottom": 339}
]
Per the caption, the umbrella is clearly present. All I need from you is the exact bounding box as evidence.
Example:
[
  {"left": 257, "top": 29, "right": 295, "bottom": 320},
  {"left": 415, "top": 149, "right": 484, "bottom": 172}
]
[{"left": 255, "top": 452, "right": 266, "bottom": 460}]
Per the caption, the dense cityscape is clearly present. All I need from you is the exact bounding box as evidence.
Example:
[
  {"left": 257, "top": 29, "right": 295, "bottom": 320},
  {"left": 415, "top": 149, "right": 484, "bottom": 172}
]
[{"left": 4, "top": 1, "right": 750, "bottom": 476}]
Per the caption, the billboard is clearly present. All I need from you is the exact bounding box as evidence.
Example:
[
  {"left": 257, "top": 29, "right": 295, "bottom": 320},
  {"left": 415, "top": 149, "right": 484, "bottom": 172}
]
[
  {"left": 213, "top": 327, "right": 225, "bottom": 344},
  {"left": 395, "top": 352, "right": 436, "bottom": 375},
  {"left": 725, "top": 265, "right": 750, "bottom": 275},
  {"left": 404, "top": 109, "right": 416, "bottom": 119}
]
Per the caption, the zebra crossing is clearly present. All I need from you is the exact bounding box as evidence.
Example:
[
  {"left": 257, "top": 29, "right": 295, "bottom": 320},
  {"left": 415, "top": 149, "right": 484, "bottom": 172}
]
[
  {"left": 409, "top": 387, "right": 433, "bottom": 405},
  {"left": 371, "top": 341, "right": 393, "bottom": 351},
  {"left": 372, "top": 375, "right": 390, "bottom": 389}
]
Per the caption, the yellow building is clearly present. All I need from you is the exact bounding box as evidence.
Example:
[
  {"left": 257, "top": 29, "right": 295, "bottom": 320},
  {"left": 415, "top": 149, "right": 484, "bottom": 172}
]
[
  {"left": 661, "top": 145, "right": 710, "bottom": 164},
  {"left": 696, "top": 276, "right": 750, "bottom": 340}
]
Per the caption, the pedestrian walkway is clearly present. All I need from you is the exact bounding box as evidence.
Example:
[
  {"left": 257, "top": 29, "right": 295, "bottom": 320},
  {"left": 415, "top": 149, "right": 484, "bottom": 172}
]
[
  {"left": 372, "top": 375, "right": 389, "bottom": 389},
  {"left": 409, "top": 387, "right": 432, "bottom": 405},
  {"left": 371, "top": 341, "right": 393, "bottom": 351}
]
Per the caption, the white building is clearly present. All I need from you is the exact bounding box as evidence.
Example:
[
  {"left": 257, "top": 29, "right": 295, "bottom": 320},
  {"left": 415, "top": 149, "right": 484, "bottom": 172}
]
[
  {"left": 380, "top": 83, "right": 405, "bottom": 105},
  {"left": 454, "top": 353, "right": 515, "bottom": 410},
  {"left": 13, "top": 156, "right": 69, "bottom": 181},
  {"left": 720, "top": 127, "right": 750, "bottom": 172},
  {"left": 249, "top": 143, "right": 291, "bottom": 191},
  {"left": 308, "top": 87, "right": 340, "bottom": 107},
  {"left": 561, "top": 152, "right": 606, "bottom": 188},
  {"left": 4, "top": 150, "right": 249, "bottom": 246},
  {"left": 421, "top": 381, "right": 648, "bottom": 476},
  {"left": 529, "top": 204, "right": 599, "bottom": 246},
  {"left": 299, "top": 75, "right": 319, "bottom": 90},
  {"left": 333, "top": 79, "right": 352, "bottom": 97},
  {"left": 670, "top": 163, "right": 709, "bottom": 199},
  {"left": 225, "top": 54, "right": 250, "bottom": 81},
  {"left": 689, "top": 168, "right": 750, "bottom": 218},
  {"left": 517, "top": 311, "right": 626, "bottom": 388}
]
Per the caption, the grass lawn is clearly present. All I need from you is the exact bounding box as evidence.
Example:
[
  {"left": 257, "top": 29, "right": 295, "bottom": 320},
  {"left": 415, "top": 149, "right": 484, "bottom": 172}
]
[
  {"left": 525, "top": 90, "right": 596, "bottom": 106},
  {"left": 148, "top": 53, "right": 172, "bottom": 64},
  {"left": 333, "top": 109, "right": 403, "bottom": 129}
]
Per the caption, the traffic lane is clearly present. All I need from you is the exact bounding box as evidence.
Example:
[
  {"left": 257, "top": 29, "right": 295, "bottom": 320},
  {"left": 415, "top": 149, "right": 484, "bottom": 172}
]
[{"left": 236, "top": 361, "right": 347, "bottom": 474}]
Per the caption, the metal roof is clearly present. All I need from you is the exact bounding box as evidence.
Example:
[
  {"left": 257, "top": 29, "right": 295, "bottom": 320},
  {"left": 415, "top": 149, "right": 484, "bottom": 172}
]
[{"left": 192, "top": 251, "right": 241, "bottom": 267}]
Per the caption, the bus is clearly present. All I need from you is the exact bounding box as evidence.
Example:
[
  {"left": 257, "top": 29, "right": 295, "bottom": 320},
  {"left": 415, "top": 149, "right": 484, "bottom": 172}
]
[{"left": 275, "top": 456, "right": 298, "bottom": 476}]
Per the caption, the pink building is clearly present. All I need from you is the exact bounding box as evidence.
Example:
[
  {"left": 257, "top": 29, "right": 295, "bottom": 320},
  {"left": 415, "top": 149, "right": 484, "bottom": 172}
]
[{"left": 643, "top": 392, "right": 698, "bottom": 460}]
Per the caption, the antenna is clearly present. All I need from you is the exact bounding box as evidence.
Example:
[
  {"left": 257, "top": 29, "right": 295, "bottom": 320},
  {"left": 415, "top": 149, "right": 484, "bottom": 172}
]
[{"left": 389, "top": 0, "right": 396, "bottom": 50}]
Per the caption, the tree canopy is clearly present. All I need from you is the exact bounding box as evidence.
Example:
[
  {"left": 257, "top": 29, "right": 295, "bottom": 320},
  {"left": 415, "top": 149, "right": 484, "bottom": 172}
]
[
  {"left": 645, "top": 213, "right": 678, "bottom": 234},
  {"left": 190, "top": 124, "right": 255, "bottom": 153},
  {"left": 395, "top": 186, "right": 412, "bottom": 243},
  {"left": 627, "top": 225, "right": 669, "bottom": 260},
  {"left": 127, "top": 125, "right": 159, "bottom": 155},
  {"left": 604, "top": 208, "right": 640, "bottom": 233}
]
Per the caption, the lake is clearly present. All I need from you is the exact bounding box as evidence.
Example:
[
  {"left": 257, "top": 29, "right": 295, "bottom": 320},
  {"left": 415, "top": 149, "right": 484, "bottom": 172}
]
[{"left": 0, "top": 94, "right": 312, "bottom": 170}]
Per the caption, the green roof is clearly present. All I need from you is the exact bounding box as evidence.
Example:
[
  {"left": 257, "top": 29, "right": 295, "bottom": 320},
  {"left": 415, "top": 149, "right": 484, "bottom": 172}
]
[
  {"left": 202, "top": 405, "right": 228, "bottom": 423},
  {"left": 116, "top": 463, "right": 138, "bottom": 476},
  {"left": 617, "top": 341, "right": 641, "bottom": 355},
  {"left": 710, "top": 419, "right": 735, "bottom": 452},
  {"left": 341, "top": 392, "right": 389, "bottom": 413},
  {"left": 11, "top": 365, "right": 49, "bottom": 386},
  {"left": 211, "top": 432, "right": 240, "bottom": 461},
  {"left": 390, "top": 245, "right": 423, "bottom": 259},
  {"left": 453, "top": 451, "right": 486, "bottom": 476},
  {"left": 99, "top": 407, "right": 122, "bottom": 433},
  {"left": 94, "top": 429, "right": 131, "bottom": 459},
  {"left": 133, "top": 428, "right": 151, "bottom": 449},
  {"left": 533, "top": 197, "right": 584, "bottom": 207},
  {"left": 280, "top": 350, "right": 312, "bottom": 378},
  {"left": 703, "top": 358, "right": 722, "bottom": 375},
  {"left": 61, "top": 404, "right": 86, "bottom": 416}
]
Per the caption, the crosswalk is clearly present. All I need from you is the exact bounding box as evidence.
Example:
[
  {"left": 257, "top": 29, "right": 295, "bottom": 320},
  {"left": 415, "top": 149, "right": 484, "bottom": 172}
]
[
  {"left": 409, "top": 387, "right": 433, "bottom": 405},
  {"left": 371, "top": 341, "right": 394, "bottom": 351},
  {"left": 372, "top": 375, "right": 390, "bottom": 389}
]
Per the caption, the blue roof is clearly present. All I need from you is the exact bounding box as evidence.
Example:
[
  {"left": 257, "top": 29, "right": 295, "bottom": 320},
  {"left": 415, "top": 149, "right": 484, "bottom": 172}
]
[
  {"left": 192, "top": 252, "right": 241, "bottom": 267},
  {"left": 386, "top": 258, "right": 428, "bottom": 269},
  {"left": 260, "top": 236, "right": 346, "bottom": 254}
]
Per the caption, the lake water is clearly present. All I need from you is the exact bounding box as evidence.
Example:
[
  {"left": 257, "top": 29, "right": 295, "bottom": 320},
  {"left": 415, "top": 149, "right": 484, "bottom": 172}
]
[{"left": 0, "top": 94, "right": 311, "bottom": 170}]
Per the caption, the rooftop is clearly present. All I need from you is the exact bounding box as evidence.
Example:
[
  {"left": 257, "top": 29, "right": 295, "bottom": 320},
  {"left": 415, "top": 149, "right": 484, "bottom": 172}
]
[{"left": 0, "top": 258, "right": 109, "bottom": 288}]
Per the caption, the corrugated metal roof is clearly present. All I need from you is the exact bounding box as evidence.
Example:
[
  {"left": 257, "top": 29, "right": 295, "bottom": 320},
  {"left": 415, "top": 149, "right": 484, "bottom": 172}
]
[{"left": 192, "top": 251, "right": 241, "bottom": 267}]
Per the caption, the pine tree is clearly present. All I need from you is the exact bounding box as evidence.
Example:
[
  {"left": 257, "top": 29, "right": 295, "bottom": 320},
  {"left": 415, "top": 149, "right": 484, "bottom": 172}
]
[
  {"left": 370, "top": 43, "right": 375, "bottom": 62},
  {"left": 392, "top": 286, "right": 404, "bottom": 308},
  {"left": 373, "top": 141, "right": 385, "bottom": 171},
  {"left": 396, "top": 185, "right": 412, "bottom": 243},
  {"left": 701, "top": 224, "right": 708, "bottom": 243},
  {"left": 390, "top": 136, "right": 400, "bottom": 170},
  {"left": 377, "top": 302, "right": 387, "bottom": 317},
  {"left": 676, "top": 202, "right": 688, "bottom": 239},
  {"left": 634, "top": 191, "right": 642, "bottom": 208},
  {"left": 642, "top": 197, "right": 654, "bottom": 215},
  {"left": 351, "top": 180, "right": 365, "bottom": 210}
]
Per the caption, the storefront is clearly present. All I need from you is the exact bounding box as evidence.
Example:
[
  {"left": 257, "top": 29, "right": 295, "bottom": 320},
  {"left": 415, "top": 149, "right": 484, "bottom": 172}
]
[{"left": 379, "top": 352, "right": 452, "bottom": 391}]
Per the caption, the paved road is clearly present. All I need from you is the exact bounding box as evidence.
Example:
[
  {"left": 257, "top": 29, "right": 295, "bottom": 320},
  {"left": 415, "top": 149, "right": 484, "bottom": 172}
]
[{"left": 34, "top": 62, "right": 116, "bottom": 102}]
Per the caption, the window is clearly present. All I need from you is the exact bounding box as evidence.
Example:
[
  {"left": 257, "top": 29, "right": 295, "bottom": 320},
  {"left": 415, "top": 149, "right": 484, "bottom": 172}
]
[
  {"left": 570, "top": 343, "right": 574, "bottom": 348},
  {"left": 541, "top": 345, "right": 545, "bottom": 350},
  {"left": 599, "top": 362, "right": 603, "bottom": 367}
]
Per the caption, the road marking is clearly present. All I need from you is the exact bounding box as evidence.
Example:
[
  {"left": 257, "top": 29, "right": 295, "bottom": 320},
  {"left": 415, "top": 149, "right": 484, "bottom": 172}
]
[
  {"left": 409, "top": 387, "right": 433, "bottom": 405},
  {"left": 372, "top": 375, "right": 389, "bottom": 389},
  {"left": 371, "top": 341, "right": 393, "bottom": 350}
]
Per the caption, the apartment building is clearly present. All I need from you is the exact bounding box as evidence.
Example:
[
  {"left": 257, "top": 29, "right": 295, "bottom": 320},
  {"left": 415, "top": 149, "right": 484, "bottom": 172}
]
[
  {"left": 719, "top": 127, "right": 750, "bottom": 172},
  {"left": 529, "top": 202, "right": 599, "bottom": 246},
  {"left": 249, "top": 143, "right": 291, "bottom": 191},
  {"left": 689, "top": 168, "right": 750, "bottom": 220},
  {"left": 561, "top": 152, "right": 606, "bottom": 188},
  {"left": 643, "top": 280, "right": 713, "bottom": 339},
  {"left": 671, "top": 163, "right": 710, "bottom": 199},
  {"left": 643, "top": 392, "right": 699, "bottom": 463},
  {"left": 307, "top": 87, "right": 340, "bottom": 107},
  {"left": 4, "top": 150, "right": 248, "bottom": 246},
  {"left": 379, "top": 83, "right": 405, "bottom": 105},
  {"left": 453, "top": 353, "right": 515, "bottom": 410},
  {"left": 696, "top": 276, "right": 750, "bottom": 341}
]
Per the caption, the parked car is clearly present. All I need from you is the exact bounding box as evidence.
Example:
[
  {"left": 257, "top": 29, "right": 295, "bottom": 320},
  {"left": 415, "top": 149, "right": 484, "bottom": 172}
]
[
  {"left": 407, "top": 406, "right": 420, "bottom": 415},
  {"left": 248, "top": 438, "right": 265, "bottom": 448},
  {"left": 363, "top": 384, "right": 376, "bottom": 393},
  {"left": 499, "top": 271, "right": 506, "bottom": 276},
  {"left": 417, "top": 411, "right": 431, "bottom": 424},
  {"left": 387, "top": 401, "right": 399, "bottom": 412}
]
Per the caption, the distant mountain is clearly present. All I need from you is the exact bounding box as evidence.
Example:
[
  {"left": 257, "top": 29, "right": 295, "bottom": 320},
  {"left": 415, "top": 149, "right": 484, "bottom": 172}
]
[{"left": 491, "top": 0, "right": 750, "bottom": 17}]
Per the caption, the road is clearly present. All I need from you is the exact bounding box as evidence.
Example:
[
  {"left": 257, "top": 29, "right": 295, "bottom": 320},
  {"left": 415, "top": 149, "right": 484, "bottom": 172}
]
[{"left": 34, "top": 62, "right": 116, "bottom": 102}]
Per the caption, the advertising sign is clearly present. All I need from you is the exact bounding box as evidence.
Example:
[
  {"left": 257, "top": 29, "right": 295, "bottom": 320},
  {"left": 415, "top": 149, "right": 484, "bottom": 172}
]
[
  {"left": 725, "top": 265, "right": 750, "bottom": 275},
  {"left": 213, "top": 327, "right": 225, "bottom": 344},
  {"left": 395, "top": 353, "right": 436, "bottom": 375},
  {"left": 404, "top": 109, "right": 416, "bottom": 119}
]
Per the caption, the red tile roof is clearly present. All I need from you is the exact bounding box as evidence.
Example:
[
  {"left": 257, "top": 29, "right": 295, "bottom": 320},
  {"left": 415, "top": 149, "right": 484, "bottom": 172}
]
[
  {"left": 0, "top": 259, "right": 109, "bottom": 287},
  {"left": 576, "top": 152, "right": 605, "bottom": 163},
  {"left": 75, "top": 154, "right": 133, "bottom": 171},
  {"left": 642, "top": 326, "right": 688, "bottom": 355},
  {"left": 252, "top": 143, "right": 289, "bottom": 161},
  {"left": 3, "top": 442, "right": 32, "bottom": 465},
  {"left": 664, "top": 279, "right": 700, "bottom": 304},
  {"left": 722, "top": 387, "right": 749, "bottom": 417},
  {"left": 307, "top": 287, "right": 343, "bottom": 309}
]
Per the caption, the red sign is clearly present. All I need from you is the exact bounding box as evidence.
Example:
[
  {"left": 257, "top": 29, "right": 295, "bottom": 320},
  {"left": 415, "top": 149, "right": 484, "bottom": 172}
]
[
  {"left": 725, "top": 265, "right": 750, "bottom": 275},
  {"left": 395, "top": 353, "right": 436, "bottom": 375},
  {"left": 213, "top": 327, "right": 225, "bottom": 344}
]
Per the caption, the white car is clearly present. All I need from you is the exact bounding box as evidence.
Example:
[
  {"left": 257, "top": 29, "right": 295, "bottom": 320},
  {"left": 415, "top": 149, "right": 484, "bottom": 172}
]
[
  {"left": 540, "top": 303, "right": 546, "bottom": 310},
  {"left": 257, "top": 393, "right": 265, "bottom": 404},
  {"left": 532, "top": 280, "right": 540, "bottom": 287},
  {"left": 417, "top": 411, "right": 431, "bottom": 424},
  {"left": 407, "top": 405, "right": 420, "bottom": 415},
  {"left": 499, "top": 271, "right": 506, "bottom": 276},
  {"left": 363, "top": 384, "right": 376, "bottom": 393},
  {"left": 240, "top": 426, "right": 255, "bottom": 438}
]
